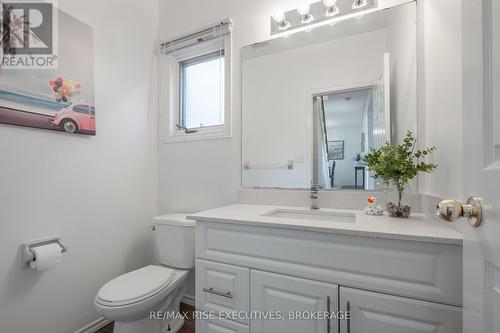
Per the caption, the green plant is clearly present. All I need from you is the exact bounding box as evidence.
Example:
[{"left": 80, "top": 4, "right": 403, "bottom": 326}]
[
  {"left": 363, "top": 131, "right": 438, "bottom": 207},
  {"left": 355, "top": 153, "right": 362, "bottom": 162}
]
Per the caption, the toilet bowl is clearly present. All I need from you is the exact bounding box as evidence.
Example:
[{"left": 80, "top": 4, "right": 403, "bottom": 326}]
[{"left": 94, "top": 214, "right": 195, "bottom": 333}]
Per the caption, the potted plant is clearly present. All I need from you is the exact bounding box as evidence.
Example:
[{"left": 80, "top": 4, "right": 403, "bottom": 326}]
[
  {"left": 362, "top": 131, "right": 438, "bottom": 218},
  {"left": 355, "top": 153, "right": 363, "bottom": 165}
]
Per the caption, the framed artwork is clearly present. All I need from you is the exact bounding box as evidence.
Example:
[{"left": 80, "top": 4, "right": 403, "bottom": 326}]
[
  {"left": 0, "top": 6, "right": 96, "bottom": 135},
  {"left": 328, "top": 140, "right": 344, "bottom": 160}
]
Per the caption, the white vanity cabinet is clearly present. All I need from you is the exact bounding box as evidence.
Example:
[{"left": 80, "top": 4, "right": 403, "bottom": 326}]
[{"left": 192, "top": 211, "right": 463, "bottom": 333}]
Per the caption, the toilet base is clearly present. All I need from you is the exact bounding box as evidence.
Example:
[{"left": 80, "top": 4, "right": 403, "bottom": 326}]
[
  {"left": 114, "top": 316, "right": 162, "bottom": 333},
  {"left": 112, "top": 284, "right": 186, "bottom": 333},
  {"left": 113, "top": 318, "right": 185, "bottom": 333}
]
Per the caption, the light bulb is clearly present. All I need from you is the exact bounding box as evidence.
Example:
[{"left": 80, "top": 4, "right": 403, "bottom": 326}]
[
  {"left": 297, "top": 1, "right": 311, "bottom": 16},
  {"left": 323, "top": 0, "right": 339, "bottom": 16},
  {"left": 352, "top": 0, "right": 367, "bottom": 9},
  {"left": 271, "top": 6, "right": 290, "bottom": 30},
  {"left": 271, "top": 6, "right": 285, "bottom": 23},
  {"left": 297, "top": 1, "right": 313, "bottom": 23}
]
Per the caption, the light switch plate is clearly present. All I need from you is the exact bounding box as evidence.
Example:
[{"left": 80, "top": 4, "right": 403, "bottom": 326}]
[{"left": 295, "top": 154, "right": 304, "bottom": 163}]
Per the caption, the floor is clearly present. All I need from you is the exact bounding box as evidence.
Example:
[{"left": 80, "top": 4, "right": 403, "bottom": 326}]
[{"left": 96, "top": 303, "right": 195, "bottom": 333}]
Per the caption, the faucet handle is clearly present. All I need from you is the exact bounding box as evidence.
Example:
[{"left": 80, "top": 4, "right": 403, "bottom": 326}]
[
  {"left": 310, "top": 185, "right": 320, "bottom": 209},
  {"left": 310, "top": 185, "right": 319, "bottom": 200}
]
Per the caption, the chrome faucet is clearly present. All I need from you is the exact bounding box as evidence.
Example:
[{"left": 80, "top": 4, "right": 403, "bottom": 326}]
[{"left": 310, "top": 185, "right": 320, "bottom": 210}]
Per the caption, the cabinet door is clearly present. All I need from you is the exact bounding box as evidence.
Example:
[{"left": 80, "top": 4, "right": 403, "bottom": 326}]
[
  {"left": 339, "top": 287, "right": 462, "bottom": 333},
  {"left": 197, "top": 318, "right": 249, "bottom": 333},
  {"left": 251, "top": 270, "right": 338, "bottom": 333}
]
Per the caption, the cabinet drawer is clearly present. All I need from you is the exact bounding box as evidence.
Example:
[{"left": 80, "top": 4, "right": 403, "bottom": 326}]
[
  {"left": 339, "top": 287, "right": 462, "bottom": 333},
  {"left": 251, "top": 270, "right": 339, "bottom": 333},
  {"left": 196, "top": 259, "right": 250, "bottom": 324},
  {"left": 197, "top": 318, "right": 249, "bottom": 333}
]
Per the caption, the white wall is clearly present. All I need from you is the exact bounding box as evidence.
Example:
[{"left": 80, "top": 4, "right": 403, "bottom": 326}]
[
  {"left": 386, "top": 2, "right": 418, "bottom": 144},
  {"left": 419, "top": 0, "right": 463, "bottom": 199},
  {"left": 0, "top": 1, "right": 159, "bottom": 332},
  {"left": 242, "top": 30, "right": 386, "bottom": 188}
]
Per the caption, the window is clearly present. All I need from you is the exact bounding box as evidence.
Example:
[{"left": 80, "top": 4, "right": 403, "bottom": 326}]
[
  {"left": 73, "top": 105, "right": 89, "bottom": 114},
  {"left": 180, "top": 50, "right": 225, "bottom": 129},
  {"left": 160, "top": 19, "right": 232, "bottom": 143}
]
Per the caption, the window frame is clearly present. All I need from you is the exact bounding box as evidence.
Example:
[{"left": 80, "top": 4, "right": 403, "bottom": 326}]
[{"left": 160, "top": 31, "right": 232, "bottom": 144}]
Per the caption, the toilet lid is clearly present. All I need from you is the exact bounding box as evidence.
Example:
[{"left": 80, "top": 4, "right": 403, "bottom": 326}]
[{"left": 97, "top": 265, "right": 175, "bottom": 303}]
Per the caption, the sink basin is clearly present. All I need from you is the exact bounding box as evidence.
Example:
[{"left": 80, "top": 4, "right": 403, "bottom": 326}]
[{"left": 263, "top": 209, "right": 356, "bottom": 223}]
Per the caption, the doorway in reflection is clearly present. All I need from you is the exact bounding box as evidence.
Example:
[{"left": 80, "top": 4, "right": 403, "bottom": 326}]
[{"left": 313, "top": 86, "right": 386, "bottom": 190}]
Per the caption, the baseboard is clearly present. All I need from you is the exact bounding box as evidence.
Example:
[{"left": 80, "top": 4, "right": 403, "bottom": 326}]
[
  {"left": 73, "top": 317, "right": 111, "bottom": 333},
  {"left": 182, "top": 294, "right": 195, "bottom": 307}
]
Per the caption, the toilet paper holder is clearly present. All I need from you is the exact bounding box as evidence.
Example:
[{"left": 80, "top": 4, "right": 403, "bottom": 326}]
[{"left": 20, "top": 235, "right": 68, "bottom": 268}]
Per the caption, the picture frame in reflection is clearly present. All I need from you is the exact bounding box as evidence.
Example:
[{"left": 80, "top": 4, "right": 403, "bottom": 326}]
[{"left": 328, "top": 140, "right": 344, "bottom": 160}]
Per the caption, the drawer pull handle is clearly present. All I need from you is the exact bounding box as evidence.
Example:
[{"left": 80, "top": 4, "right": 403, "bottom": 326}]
[
  {"left": 202, "top": 287, "right": 234, "bottom": 298},
  {"left": 347, "top": 301, "right": 351, "bottom": 333},
  {"left": 326, "top": 296, "right": 331, "bottom": 333}
]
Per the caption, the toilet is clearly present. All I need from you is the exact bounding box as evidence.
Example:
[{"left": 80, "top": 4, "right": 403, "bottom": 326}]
[{"left": 94, "top": 214, "right": 195, "bottom": 333}]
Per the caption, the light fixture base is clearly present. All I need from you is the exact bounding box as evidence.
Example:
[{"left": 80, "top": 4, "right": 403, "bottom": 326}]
[
  {"left": 302, "top": 14, "right": 315, "bottom": 23},
  {"left": 279, "top": 20, "right": 290, "bottom": 30},
  {"left": 352, "top": 0, "right": 368, "bottom": 9},
  {"left": 326, "top": 6, "right": 340, "bottom": 17}
]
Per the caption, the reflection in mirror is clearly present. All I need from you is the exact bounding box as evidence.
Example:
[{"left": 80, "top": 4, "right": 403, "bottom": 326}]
[
  {"left": 242, "top": 1, "right": 417, "bottom": 190},
  {"left": 313, "top": 85, "right": 387, "bottom": 190}
]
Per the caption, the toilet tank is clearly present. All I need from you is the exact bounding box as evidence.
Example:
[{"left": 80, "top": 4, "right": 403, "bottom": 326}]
[{"left": 153, "top": 214, "right": 195, "bottom": 269}]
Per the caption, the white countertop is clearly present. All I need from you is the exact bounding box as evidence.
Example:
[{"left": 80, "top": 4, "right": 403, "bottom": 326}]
[{"left": 187, "top": 204, "right": 463, "bottom": 245}]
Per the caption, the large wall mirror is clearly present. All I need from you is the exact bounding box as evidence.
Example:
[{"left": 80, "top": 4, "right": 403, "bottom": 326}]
[{"left": 241, "top": 1, "right": 417, "bottom": 190}]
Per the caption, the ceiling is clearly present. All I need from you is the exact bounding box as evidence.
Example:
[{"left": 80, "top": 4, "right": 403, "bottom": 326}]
[{"left": 323, "top": 88, "right": 372, "bottom": 129}]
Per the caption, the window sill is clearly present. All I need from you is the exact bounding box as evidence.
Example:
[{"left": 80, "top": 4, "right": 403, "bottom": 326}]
[{"left": 162, "top": 129, "right": 232, "bottom": 144}]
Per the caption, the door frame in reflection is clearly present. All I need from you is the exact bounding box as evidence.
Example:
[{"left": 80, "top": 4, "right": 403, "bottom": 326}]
[{"left": 310, "top": 81, "right": 385, "bottom": 190}]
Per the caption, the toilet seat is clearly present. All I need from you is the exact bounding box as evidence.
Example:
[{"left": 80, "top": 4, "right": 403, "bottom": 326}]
[{"left": 95, "top": 265, "right": 175, "bottom": 307}]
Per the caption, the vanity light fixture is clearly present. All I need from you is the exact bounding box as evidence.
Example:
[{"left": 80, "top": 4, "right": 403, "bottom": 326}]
[
  {"left": 323, "top": 0, "right": 339, "bottom": 17},
  {"left": 297, "top": 1, "right": 314, "bottom": 23},
  {"left": 352, "top": 0, "right": 368, "bottom": 9},
  {"left": 271, "top": 6, "right": 290, "bottom": 30},
  {"left": 270, "top": 0, "right": 376, "bottom": 35}
]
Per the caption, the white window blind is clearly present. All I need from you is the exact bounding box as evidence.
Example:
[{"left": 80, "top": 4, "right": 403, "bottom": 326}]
[{"left": 160, "top": 19, "right": 232, "bottom": 55}]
